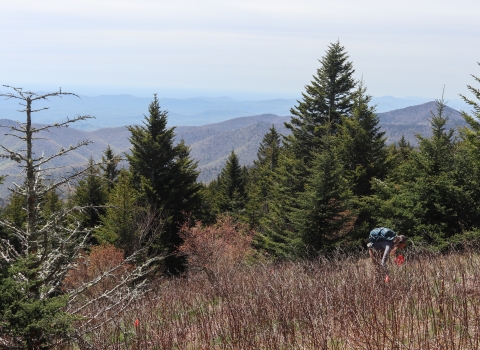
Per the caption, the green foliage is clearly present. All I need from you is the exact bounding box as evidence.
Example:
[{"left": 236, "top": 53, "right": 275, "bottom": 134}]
[
  {"left": 385, "top": 135, "right": 414, "bottom": 183},
  {"left": 291, "top": 128, "right": 352, "bottom": 253},
  {"left": 369, "top": 99, "right": 474, "bottom": 245},
  {"left": 69, "top": 158, "right": 109, "bottom": 230},
  {"left": 126, "top": 95, "right": 201, "bottom": 267},
  {"left": 100, "top": 145, "right": 121, "bottom": 189},
  {"left": 336, "top": 82, "right": 388, "bottom": 197},
  {"left": 1, "top": 192, "right": 27, "bottom": 229},
  {"left": 459, "top": 62, "right": 480, "bottom": 134},
  {"left": 216, "top": 151, "right": 247, "bottom": 214},
  {"left": 0, "top": 257, "right": 77, "bottom": 349},
  {"left": 456, "top": 64, "right": 480, "bottom": 227},
  {"left": 255, "top": 148, "right": 304, "bottom": 258},
  {"left": 253, "top": 42, "right": 359, "bottom": 257},
  {"left": 285, "top": 40, "right": 356, "bottom": 164},
  {"left": 244, "top": 126, "right": 282, "bottom": 228},
  {"left": 95, "top": 170, "right": 143, "bottom": 255}
]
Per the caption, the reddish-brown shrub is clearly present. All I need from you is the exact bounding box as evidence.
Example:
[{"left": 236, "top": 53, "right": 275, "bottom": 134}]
[
  {"left": 63, "top": 244, "right": 132, "bottom": 298},
  {"left": 177, "top": 215, "right": 253, "bottom": 284}
]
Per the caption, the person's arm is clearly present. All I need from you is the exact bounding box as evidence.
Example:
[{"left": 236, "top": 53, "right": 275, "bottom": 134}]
[{"left": 381, "top": 244, "right": 391, "bottom": 268}]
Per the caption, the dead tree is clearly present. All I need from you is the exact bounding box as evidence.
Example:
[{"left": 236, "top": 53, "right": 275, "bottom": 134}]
[{"left": 0, "top": 86, "right": 163, "bottom": 349}]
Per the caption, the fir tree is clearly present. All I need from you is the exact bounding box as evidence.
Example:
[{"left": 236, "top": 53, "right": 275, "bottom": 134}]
[
  {"left": 254, "top": 125, "right": 282, "bottom": 171},
  {"left": 285, "top": 40, "right": 356, "bottom": 163},
  {"left": 100, "top": 145, "right": 121, "bottom": 190},
  {"left": 69, "top": 157, "right": 108, "bottom": 230},
  {"left": 217, "top": 150, "right": 246, "bottom": 213},
  {"left": 291, "top": 125, "right": 351, "bottom": 252},
  {"left": 255, "top": 148, "right": 305, "bottom": 258},
  {"left": 95, "top": 170, "right": 142, "bottom": 255},
  {"left": 245, "top": 126, "right": 282, "bottom": 228},
  {"left": 126, "top": 95, "right": 201, "bottom": 266},
  {"left": 374, "top": 99, "right": 469, "bottom": 246},
  {"left": 336, "top": 82, "right": 387, "bottom": 197}
]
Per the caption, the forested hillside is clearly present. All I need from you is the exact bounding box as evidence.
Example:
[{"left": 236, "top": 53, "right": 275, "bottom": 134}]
[{"left": 1, "top": 41, "right": 480, "bottom": 347}]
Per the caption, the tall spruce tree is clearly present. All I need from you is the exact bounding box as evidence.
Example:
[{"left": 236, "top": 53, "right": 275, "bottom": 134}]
[
  {"left": 100, "top": 145, "right": 121, "bottom": 190},
  {"left": 292, "top": 127, "right": 351, "bottom": 253},
  {"left": 336, "top": 82, "right": 387, "bottom": 197},
  {"left": 257, "top": 41, "right": 357, "bottom": 258},
  {"left": 126, "top": 95, "right": 201, "bottom": 264},
  {"left": 255, "top": 148, "right": 305, "bottom": 258},
  {"left": 217, "top": 150, "right": 246, "bottom": 213},
  {"left": 245, "top": 126, "right": 282, "bottom": 228},
  {"left": 69, "top": 157, "right": 108, "bottom": 230},
  {"left": 285, "top": 40, "right": 356, "bottom": 164}
]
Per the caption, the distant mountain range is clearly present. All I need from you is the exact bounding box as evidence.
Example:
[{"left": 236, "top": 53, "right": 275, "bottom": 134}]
[
  {"left": 0, "top": 101, "right": 469, "bottom": 199},
  {"left": 0, "top": 93, "right": 470, "bottom": 131}
]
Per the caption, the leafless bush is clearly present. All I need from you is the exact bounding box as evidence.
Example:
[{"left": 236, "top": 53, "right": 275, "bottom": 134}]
[
  {"left": 66, "top": 248, "right": 480, "bottom": 349},
  {"left": 63, "top": 245, "right": 133, "bottom": 300},
  {"left": 177, "top": 215, "right": 254, "bottom": 294}
]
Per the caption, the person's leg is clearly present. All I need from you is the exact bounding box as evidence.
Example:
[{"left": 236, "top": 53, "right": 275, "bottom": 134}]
[{"left": 369, "top": 249, "right": 384, "bottom": 283}]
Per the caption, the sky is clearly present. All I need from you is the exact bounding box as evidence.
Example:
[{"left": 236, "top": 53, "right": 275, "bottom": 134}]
[{"left": 1, "top": 0, "right": 479, "bottom": 101}]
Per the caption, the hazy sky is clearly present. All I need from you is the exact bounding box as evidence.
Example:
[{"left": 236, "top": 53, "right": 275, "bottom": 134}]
[{"left": 1, "top": 0, "right": 479, "bottom": 100}]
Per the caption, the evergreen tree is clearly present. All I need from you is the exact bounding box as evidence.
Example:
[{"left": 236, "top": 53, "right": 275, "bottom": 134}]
[
  {"left": 254, "top": 125, "right": 282, "bottom": 171},
  {"left": 373, "top": 99, "right": 469, "bottom": 246},
  {"left": 285, "top": 40, "right": 356, "bottom": 163},
  {"left": 217, "top": 150, "right": 246, "bottom": 213},
  {"left": 126, "top": 95, "right": 201, "bottom": 264},
  {"left": 245, "top": 126, "right": 282, "bottom": 228},
  {"left": 460, "top": 62, "right": 480, "bottom": 133},
  {"left": 170, "top": 140, "right": 202, "bottom": 216},
  {"left": 258, "top": 41, "right": 357, "bottom": 258},
  {"left": 455, "top": 64, "right": 480, "bottom": 235},
  {"left": 1, "top": 192, "right": 27, "bottom": 229},
  {"left": 255, "top": 148, "right": 305, "bottom": 258},
  {"left": 0, "top": 192, "right": 28, "bottom": 254},
  {"left": 95, "top": 170, "right": 142, "bottom": 255},
  {"left": 291, "top": 125, "right": 351, "bottom": 252},
  {"left": 127, "top": 95, "right": 177, "bottom": 200},
  {"left": 337, "top": 82, "right": 387, "bottom": 197},
  {"left": 100, "top": 145, "right": 121, "bottom": 190},
  {"left": 69, "top": 157, "right": 108, "bottom": 230}
]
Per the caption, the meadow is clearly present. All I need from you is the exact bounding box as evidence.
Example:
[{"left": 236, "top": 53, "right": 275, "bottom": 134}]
[{"left": 67, "top": 246, "right": 480, "bottom": 349}]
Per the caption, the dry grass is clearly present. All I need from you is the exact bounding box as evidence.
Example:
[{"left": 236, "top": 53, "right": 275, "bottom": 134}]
[{"left": 62, "top": 247, "right": 480, "bottom": 349}]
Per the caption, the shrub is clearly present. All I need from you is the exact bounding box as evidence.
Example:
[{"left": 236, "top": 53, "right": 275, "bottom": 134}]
[
  {"left": 177, "top": 215, "right": 253, "bottom": 290},
  {"left": 63, "top": 244, "right": 133, "bottom": 299}
]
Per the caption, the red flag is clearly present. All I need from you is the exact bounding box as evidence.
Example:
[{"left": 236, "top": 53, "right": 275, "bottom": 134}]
[{"left": 394, "top": 255, "right": 405, "bottom": 265}]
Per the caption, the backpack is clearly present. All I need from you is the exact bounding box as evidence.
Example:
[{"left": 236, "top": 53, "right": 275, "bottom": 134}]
[{"left": 369, "top": 227, "right": 396, "bottom": 243}]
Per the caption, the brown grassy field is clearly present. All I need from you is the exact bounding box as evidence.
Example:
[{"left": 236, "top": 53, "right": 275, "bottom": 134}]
[{"left": 66, "top": 246, "right": 480, "bottom": 349}]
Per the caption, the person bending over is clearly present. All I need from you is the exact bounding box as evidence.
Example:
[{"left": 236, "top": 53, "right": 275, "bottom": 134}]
[{"left": 367, "top": 227, "right": 407, "bottom": 282}]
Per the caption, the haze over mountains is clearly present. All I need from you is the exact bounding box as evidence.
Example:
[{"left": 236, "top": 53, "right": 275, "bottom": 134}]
[
  {"left": 0, "top": 93, "right": 470, "bottom": 131},
  {"left": 0, "top": 99, "right": 469, "bottom": 200}
]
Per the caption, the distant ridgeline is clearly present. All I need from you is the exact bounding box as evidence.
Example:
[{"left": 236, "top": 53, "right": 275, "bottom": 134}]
[{"left": 0, "top": 101, "right": 468, "bottom": 199}]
